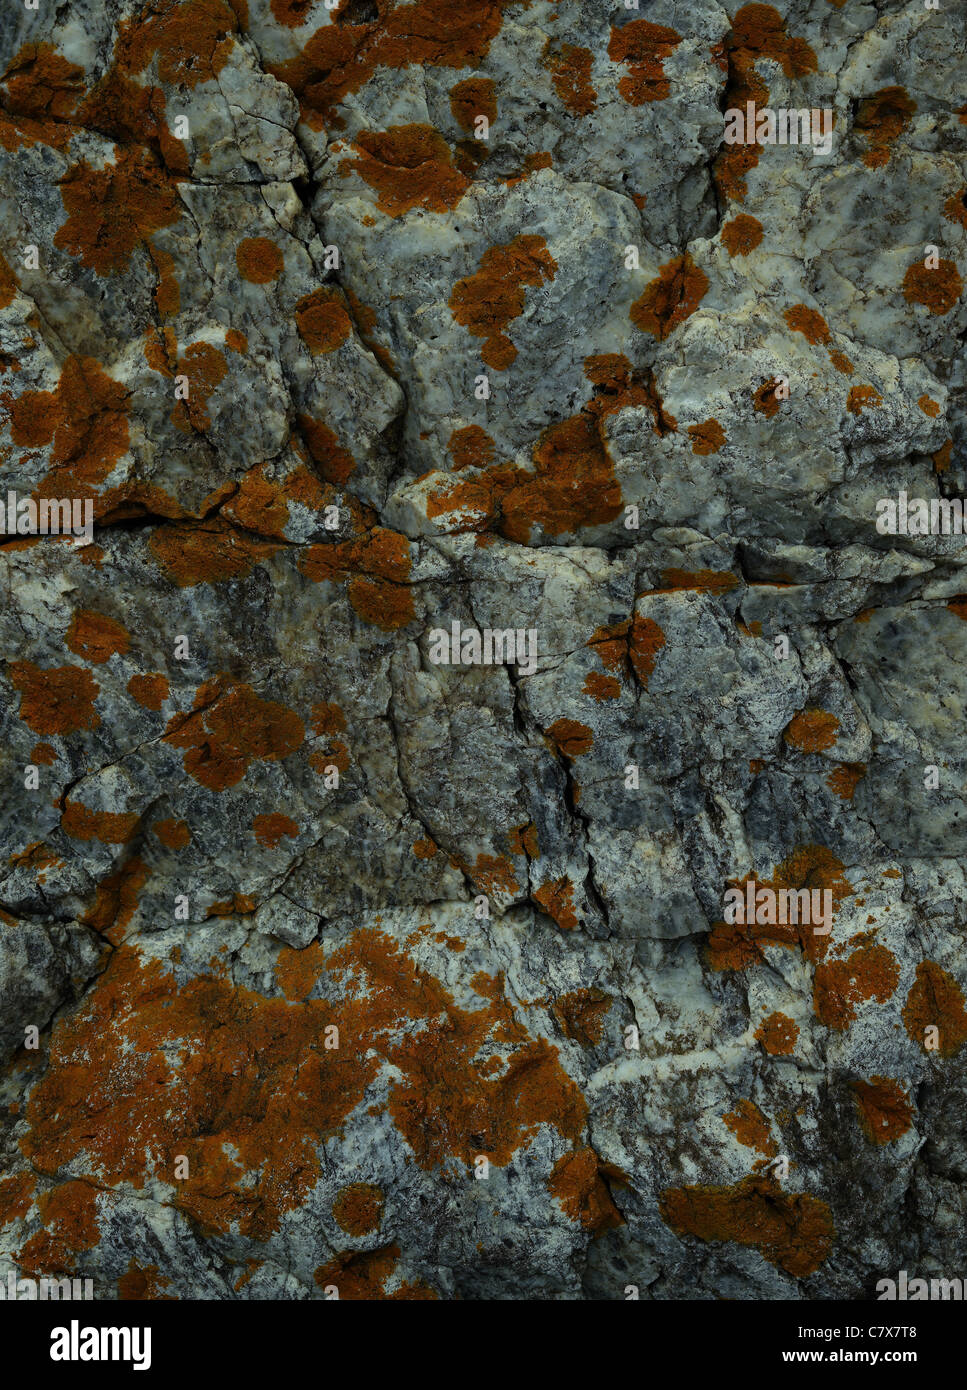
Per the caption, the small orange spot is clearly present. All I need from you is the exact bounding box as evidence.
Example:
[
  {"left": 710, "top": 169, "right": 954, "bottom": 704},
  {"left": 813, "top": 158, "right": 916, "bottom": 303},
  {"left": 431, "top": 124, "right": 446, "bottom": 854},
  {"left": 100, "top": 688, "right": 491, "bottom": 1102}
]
[
  {"left": 784, "top": 708, "right": 840, "bottom": 753},
  {"left": 903, "top": 259, "right": 963, "bottom": 316},
  {"left": 721, "top": 214, "right": 763, "bottom": 256}
]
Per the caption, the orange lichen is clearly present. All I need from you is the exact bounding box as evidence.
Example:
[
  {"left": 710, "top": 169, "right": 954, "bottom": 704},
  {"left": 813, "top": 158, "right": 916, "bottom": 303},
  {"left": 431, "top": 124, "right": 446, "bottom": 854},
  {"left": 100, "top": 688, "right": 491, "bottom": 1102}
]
[
  {"left": 114, "top": 0, "right": 241, "bottom": 89},
  {"left": 753, "top": 378, "right": 783, "bottom": 418},
  {"left": 656, "top": 569, "right": 738, "bottom": 595},
  {"left": 412, "top": 838, "right": 437, "bottom": 859},
  {"left": 902, "top": 259, "right": 963, "bottom": 315},
  {"left": 53, "top": 148, "right": 182, "bottom": 275},
  {"left": 687, "top": 418, "right": 727, "bottom": 455},
  {"left": 755, "top": 1011, "right": 798, "bottom": 1055},
  {"left": 153, "top": 818, "right": 191, "bottom": 850},
  {"left": 295, "top": 288, "right": 352, "bottom": 353},
  {"left": 630, "top": 253, "right": 708, "bottom": 340},
  {"left": 2, "top": 42, "right": 84, "bottom": 121},
  {"left": 235, "top": 237, "right": 284, "bottom": 284},
  {"left": 546, "top": 719, "right": 593, "bottom": 758},
  {"left": 274, "top": 942, "right": 326, "bottom": 1003},
  {"left": 933, "top": 439, "right": 953, "bottom": 473},
  {"left": 548, "top": 1148, "right": 623, "bottom": 1232},
  {"left": 252, "top": 813, "right": 299, "bottom": 849},
  {"left": 163, "top": 678, "right": 305, "bottom": 791},
  {"left": 65, "top": 609, "right": 130, "bottom": 664},
  {"left": 8, "top": 662, "right": 100, "bottom": 735},
  {"left": 826, "top": 763, "right": 866, "bottom": 800},
  {"left": 301, "top": 528, "right": 414, "bottom": 630},
  {"left": 723, "top": 1099, "right": 776, "bottom": 1156},
  {"left": 82, "top": 858, "right": 150, "bottom": 941},
  {"left": 0, "top": 1172, "right": 36, "bottom": 1227},
  {"left": 127, "top": 673, "right": 170, "bottom": 711},
  {"left": 12, "top": 355, "right": 130, "bottom": 504},
  {"left": 30, "top": 743, "right": 58, "bottom": 766},
  {"left": 534, "top": 877, "right": 579, "bottom": 932},
  {"left": 543, "top": 42, "right": 597, "bottom": 115},
  {"left": 582, "top": 671, "right": 621, "bottom": 701},
  {"left": 332, "top": 1183, "right": 384, "bottom": 1236},
  {"left": 855, "top": 87, "right": 916, "bottom": 169},
  {"left": 629, "top": 616, "right": 666, "bottom": 687},
  {"left": 61, "top": 802, "right": 140, "bottom": 845},
  {"left": 449, "top": 77, "right": 497, "bottom": 131},
  {"left": 448, "top": 425, "right": 495, "bottom": 470},
  {"left": 917, "top": 395, "right": 941, "bottom": 418},
  {"left": 784, "top": 708, "right": 840, "bottom": 753},
  {"left": 553, "top": 988, "right": 611, "bottom": 1046},
  {"left": 450, "top": 234, "right": 557, "bottom": 370},
  {"left": 149, "top": 517, "right": 282, "bottom": 587},
  {"left": 814, "top": 940, "right": 900, "bottom": 1030},
  {"left": 118, "top": 1260, "right": 175, "bottom": 1300},
  {"left": 314, "top": 1244, "right": 437, "bottom": 1300},
  {"left": 659, "top": 1174, "right": 833, "bottom": 1277},
  {"left": 847, "top": 385, "right": 882, "bottom": 414},
  {"left": 943, "top": 188, "right": 967, "bottom": 231},
  {"left": 829, "top": 350, "right": 854, "bottom": 375},
  {"left": 902, "top": 960, "right": 967, "bottom": 1057},
  {"left": 607, "top": 19, "right": 681, "bottom": 104},
  {"left": 721, "top": 214, "right": 763, "bottom": 256},
  {"left": 343, "top": 124, "right": 468, "bottom": 218},
  {"left": 851, "top": 1077, "right": 913, "bottom": 1145},
  {"left": 18, "top": 1180, "right": 100, "bottom": 1276},
  {"left": 784, "top": 304, "right": 831, "bottom": 346},
  {"left": 299, "top": 415, "right": 356, "bottom": 486},
  {"left": 171, "top": 341, "right": 228, "bottom": 433}
]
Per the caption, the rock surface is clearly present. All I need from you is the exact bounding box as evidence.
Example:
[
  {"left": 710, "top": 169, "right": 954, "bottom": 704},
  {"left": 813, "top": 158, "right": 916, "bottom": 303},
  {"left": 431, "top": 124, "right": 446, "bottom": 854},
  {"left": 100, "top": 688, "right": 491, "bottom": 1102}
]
[{"left": 0, "top": 0, "right": 965, "bottom": 1300}]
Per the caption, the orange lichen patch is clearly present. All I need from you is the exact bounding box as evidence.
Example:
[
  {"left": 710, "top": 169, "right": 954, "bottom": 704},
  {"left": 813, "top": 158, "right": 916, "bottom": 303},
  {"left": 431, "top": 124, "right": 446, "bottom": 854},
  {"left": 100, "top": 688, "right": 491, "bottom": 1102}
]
[
  {"left": 545, "top": 719, "right": 593, "bottom": 758},
  {"left": 53, "top": 148, "right": 182, "bottom": 275},
  {"left": 30, "top": 743, "right": 58, "bottom": 766},
  {"left": 299, "top": 414, "right": 356, "bottom": 486},
  {"left": 114, "top": 0, "right": 240, "bottom": 89},
  {"left": 828, "top": 349, "right": 854, "bottom": 376},
  {"left": 709, "top": 846, "right": 853, "bottom": 971},
  {"left": 587, "top": 619, "right": 630, "bottom": 676},
  {"left": 847, "top": 384, "right": 882, "bottom": 414},
  {"left": 723, "top": 1099, "right": 777, "bottom": 1156},
  {"left": 22, "top": 925, "right": 587, "bottom": 1238},
  {"left": 61, "top": 803, "right": 140, "bottom": 845},
  {"left": 814, "top": 939, "right": 900, "bottom": 1030},
  {"left": 543, "top": 41, "right": 597, "bottom": 115},
  {"left": 629, "top": 616, "right": 666, "bottom": 687},
  {"left": 235, "top": 237, "right": 284, "bottom": 285},
  {"left": 687, "top": 418, "right": 727, "bottom": 456},
  {"left": 902, "top": 960, "right": 967, "bottom": 1057},
  {"left": 82, "top": 858, "right": 150, "bottom": 942},
  {"left": 607, "top": 19, "right": 681, "bottom": 104},
  {"left": 534, "top": 877, "right": 579, "bottom": 932},
  {"left": 274, "top": 942, "right": 326, "bottom": 1003},
  {"left": 8, "top": 662, "right": 100, "bottom": 736},
  {"left": 14, "top": 356, "right": 130, "bottom": 502},
  {"left": 172, "top": 341, "right": 228, "bottom": 433},
  {"left": 295, "top": 288, "right": 352, "bottom": 353},
  {"left": 502, "top": 150, "right": 553, "bottom": 186},
  {"left": 460, "top": 852, "right": 520, "bottom": 900},
  {"left": 630, "top": 253, "right": 708, "bottom": 340},
  {"left": 450, "top": 234, "right": 557, "bottom": 370},
  {"left": 902, "top": 258, "right": 963, "bottom": 315},
  {"left": 448, "top": 424, "right": 495, "bottom": 470},
  {"left": 553, "top": 988, "right": 611, "bottom": 1046},
  {"left": 342, "top": 124, "right": 468, "bottom": 218},
  {"left": 17, "top": 1180, "right": 100, "bottom": 1276},
  {"left": 0, "top": 252, "right": 18, "bottom": 310},
  {"left": 8, "top": 842, "right": 62, "bottom": 883},
  {"left": 753, "top": 378, "right": 783, "bottom": 418},
  {"left": 449, "top": 76, "right": 497, "bottom": 131},
  {"left": 548, "top": 1148, "right": 623, "bottom": 1233},
  {"left": 784, "top": 708, "right": 840, "bottom": 753},
  {"left": 0, "top": 1172, "right": 36, "bottom": 1228},
  {"left": 332, "top": 1182, "right": 384, "bottom": 1236},
  {"left": 149, "top": 517, "right": 282, "bottom": 586},
  {"left": 301, "top": 527, "right": 415, "bottom": 631},
  {"left": 855, "top": 87, "right": 916, "bottom": 169},
  {"left": 660, "top": 1174, "right": 833, "bottom": 1277},
  {"left": 225, "top": 328, "right": 248, "bottom": 353},
  {"left": 657, "top": 568, "right": 738, "bottom": 596},
  {"left": 270, "top": 0, "right": 313, "bottom": 26},
  {"left": 206, "top": 895, "right": 256, "bottom": 918},
  {"left": 784, "top": 304, "right": 831, "bottom": 346},
  {"left": 118, "top": 1259, "right": 175, "bottom": 1300},
  {"left": 163, "top": 679, "right": 305, "bottom": 791},
  {"left": 943, "top": 188, "right": 967, "bottom": 231},
  {"left": 2, "top": 41, "right": 85, "bottom": 121},
  {"left": 755, "top": 1011, "right": 798, "bottom": 1055},
  {"left": 851, "top": 1077, "right": 912, "bottom": 1146},
  {"left": 934, "top": 439, "right": 953, "bottom": 473},
  {"left": 507, "top": 822, "right": 539, "bottom": 860},
  {"left": 918, "top": 394, "right": 941, "bottom": 418},
  {"left": 314, "top": 1244, "right": 436, "bottom": 1300},
  {"left": 582, "top": 671, "right": 621, "bottom": 701},
  {"left": 252, "top": 812, "right": 299, "bottom": 849},
  {"left": 127, "top": 673, "right": 170, "bottom": 711},
  {"left": 153, "top": 818, "right": 191, "bottom": 850},
  {"left": 65, "top": 609, "right": 130, "bottom": 664},
  {"left": 412, "top": 838, "right": 437, "bottom": 859},
  {"left": 826, "top": 762, "right": 866, "bottom": 800},
  {"left": 721, "top": 213, "right": 763, "bottom": 256}
]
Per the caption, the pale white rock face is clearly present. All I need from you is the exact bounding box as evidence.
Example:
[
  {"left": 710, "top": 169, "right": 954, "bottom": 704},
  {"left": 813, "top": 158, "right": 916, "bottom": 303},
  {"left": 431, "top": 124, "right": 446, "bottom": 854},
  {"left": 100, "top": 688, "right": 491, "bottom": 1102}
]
[{"left": 0, "top": 0, "right": 965, "bottom": 1305}]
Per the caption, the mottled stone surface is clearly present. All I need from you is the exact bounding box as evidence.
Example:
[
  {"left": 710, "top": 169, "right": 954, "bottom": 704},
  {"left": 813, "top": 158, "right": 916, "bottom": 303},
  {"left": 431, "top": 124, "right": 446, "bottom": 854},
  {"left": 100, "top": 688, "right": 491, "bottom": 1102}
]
[{"left": 0, "top": 0, "right": 965, "bottom": 1301}]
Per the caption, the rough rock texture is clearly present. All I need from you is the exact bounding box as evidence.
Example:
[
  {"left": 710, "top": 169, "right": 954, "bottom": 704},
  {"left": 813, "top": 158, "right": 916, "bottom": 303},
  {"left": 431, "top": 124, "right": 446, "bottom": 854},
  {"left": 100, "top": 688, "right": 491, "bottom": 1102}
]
[{"left": 0, "top": 0, "right": 965, "bottom": 1301}]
